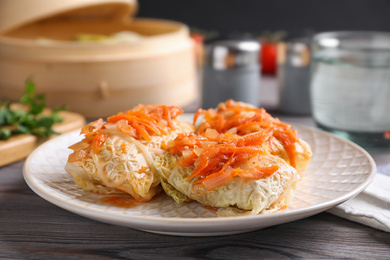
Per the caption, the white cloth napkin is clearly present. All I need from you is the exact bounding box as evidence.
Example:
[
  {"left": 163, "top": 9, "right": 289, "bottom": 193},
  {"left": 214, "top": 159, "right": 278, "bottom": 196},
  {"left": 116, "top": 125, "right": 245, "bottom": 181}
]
[{"left": 327, "top": 172, "right": 390, "bottom": 233}]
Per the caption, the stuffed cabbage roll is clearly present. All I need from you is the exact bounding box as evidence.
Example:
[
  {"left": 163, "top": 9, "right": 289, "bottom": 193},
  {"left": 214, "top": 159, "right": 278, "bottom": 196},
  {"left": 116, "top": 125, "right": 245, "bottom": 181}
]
[
  {"left": 154, "top": 100, "right": 311, "bottom": 216},
  {"left": 193, "top": 100, "right": 312, "bottom": 175},
  {"left": 65, "top": 105, "right": 193, "bottom": 201},
  {"left": 155, "top": 131, "right": 300, "bottom": 216}
]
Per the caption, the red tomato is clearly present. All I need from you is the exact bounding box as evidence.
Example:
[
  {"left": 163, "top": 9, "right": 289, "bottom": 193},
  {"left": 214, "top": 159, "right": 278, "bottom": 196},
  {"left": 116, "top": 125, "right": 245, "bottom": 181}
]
[{"left": 260, "top": 42, "right": 277, "bottom": 75}]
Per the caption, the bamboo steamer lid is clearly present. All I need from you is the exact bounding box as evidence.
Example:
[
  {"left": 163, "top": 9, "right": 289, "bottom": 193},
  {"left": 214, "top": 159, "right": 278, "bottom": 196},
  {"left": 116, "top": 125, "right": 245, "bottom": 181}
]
[
  {"left": 0, "top": 0, "right": 138, "bottom": 34},
  {"left": 0, "top": 0, "right": 198, "bottom": 118}
]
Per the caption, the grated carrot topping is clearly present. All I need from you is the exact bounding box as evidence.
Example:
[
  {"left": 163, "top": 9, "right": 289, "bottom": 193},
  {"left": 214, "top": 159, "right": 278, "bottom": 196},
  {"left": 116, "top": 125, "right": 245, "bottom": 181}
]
[
  {"left": 194, "top": 100, "right": 299, "bottom": 169},
  {"left": 67, "top": 104, "right": 184, "bottom": 163}
]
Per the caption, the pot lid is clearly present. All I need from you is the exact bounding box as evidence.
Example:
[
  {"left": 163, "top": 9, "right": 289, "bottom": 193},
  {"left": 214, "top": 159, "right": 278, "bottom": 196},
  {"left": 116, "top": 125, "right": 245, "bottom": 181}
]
[{"left": 0, "top": 0, "right": 138, "bottom": 34}]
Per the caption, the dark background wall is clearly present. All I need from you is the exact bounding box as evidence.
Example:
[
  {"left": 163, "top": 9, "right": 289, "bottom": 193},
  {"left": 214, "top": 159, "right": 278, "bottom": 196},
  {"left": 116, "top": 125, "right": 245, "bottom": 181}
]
[{"left": 137, "top": 0, "right": 390, "bottom": 40}]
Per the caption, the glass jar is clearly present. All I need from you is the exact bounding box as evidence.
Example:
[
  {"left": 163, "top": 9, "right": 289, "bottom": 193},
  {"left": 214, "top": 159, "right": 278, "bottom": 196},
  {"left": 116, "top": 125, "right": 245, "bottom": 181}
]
[{"left": 310, "top": 31, "right": 390, "bottom": 148}]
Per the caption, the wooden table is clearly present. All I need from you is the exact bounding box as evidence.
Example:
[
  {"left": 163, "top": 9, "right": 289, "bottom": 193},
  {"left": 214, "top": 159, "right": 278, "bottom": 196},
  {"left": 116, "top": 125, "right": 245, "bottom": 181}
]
[
  {"left": 1, "top": 115, "right": 390, "bottom": 259},
  {"left": 1, "top": 77, "right": 390, "bottom": 259}
]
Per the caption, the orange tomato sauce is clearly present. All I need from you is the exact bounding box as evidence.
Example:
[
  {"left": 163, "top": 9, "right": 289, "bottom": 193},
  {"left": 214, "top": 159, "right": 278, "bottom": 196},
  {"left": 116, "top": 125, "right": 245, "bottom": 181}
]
[{"left": 99, "top": 196, "right": 143, "bottom": 209}]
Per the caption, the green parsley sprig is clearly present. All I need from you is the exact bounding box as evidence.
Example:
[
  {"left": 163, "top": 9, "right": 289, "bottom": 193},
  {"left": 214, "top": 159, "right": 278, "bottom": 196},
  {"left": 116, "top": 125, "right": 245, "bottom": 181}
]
[{"left": 0, "top": 79, "right": 66, "bottom": 140}]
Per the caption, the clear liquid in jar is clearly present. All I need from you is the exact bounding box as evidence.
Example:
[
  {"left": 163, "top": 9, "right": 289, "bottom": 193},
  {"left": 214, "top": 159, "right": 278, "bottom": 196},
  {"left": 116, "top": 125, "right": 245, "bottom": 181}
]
[{"left": 310, "top": 50, "right": 390, "bottom": 148}]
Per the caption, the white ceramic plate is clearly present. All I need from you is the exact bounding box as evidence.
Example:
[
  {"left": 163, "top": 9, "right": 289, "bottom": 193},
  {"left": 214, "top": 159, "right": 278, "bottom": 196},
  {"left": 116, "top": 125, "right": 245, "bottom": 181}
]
[{"left": 23, "top": 122, "right": 377, "bottom": 236}]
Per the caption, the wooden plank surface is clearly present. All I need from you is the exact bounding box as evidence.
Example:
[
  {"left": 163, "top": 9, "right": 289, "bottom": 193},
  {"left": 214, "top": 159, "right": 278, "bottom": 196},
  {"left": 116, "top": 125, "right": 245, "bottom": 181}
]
[
  {"left": 1, "top": 90, "right": 389, "bottom": 258},
  {"left": 0, "top": 160, "right": 389, "bottom": 259},
  {"left": 0, "top": 110, "right": 85, "bottom": 167}
]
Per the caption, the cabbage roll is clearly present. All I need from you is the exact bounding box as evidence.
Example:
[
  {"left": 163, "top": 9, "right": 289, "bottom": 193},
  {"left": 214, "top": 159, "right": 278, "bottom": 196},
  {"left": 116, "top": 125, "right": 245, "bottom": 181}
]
[
  {"left": 194, "top": 100, "right": 312, "bottom": 174},
  {"left": 154, "top": 100, "right": 312, "bottom": 216},
  {"left": 65, "top": 105, "right": 193, "bottom": 201},
  {"left": 155, "top": 132, "right": 300, "bottom": 216}
]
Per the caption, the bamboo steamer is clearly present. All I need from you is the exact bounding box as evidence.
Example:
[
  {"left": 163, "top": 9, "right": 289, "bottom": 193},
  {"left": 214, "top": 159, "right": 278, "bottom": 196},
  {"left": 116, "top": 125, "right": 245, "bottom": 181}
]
[{"left": 0, "top": 0, "right": 198, "bottom": 118}]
